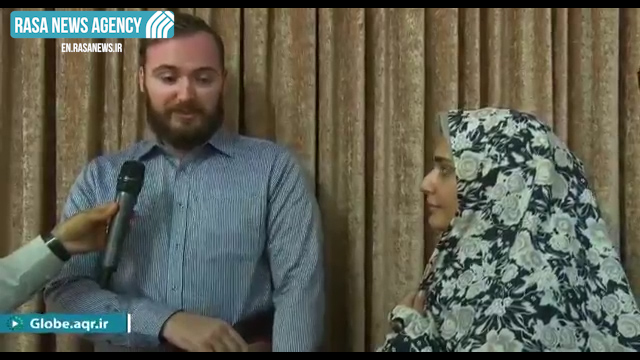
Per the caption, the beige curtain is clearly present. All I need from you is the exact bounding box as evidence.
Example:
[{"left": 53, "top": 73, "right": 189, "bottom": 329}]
[{"left": 1, "top": 7, "right": 639, "bottom": 352}]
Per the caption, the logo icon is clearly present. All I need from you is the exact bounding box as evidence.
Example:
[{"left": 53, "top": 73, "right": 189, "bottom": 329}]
[
  {"left": 7, "top": 316, "right": 23, "bottom": 331},
  {"left": 145, "top": 11, "right": 174, "bottom": 39}
]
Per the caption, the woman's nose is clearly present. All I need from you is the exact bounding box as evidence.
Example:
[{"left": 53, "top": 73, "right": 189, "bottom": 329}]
[{"left": 420, "top": 174, "right": 433, "bottom": 194}]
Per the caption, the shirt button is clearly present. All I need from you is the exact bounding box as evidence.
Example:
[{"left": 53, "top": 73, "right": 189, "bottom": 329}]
[{"left": 171, "top": 286, "right": 177, "bottom": 291}]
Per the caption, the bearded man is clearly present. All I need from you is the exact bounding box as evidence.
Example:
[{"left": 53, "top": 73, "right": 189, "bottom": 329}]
[{"left": 43, "top": 12, "right": 325, "bottom": 353}]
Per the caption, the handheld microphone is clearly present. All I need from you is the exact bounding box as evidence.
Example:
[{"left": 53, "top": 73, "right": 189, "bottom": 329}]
[{"left": 99, "top": 160, "right": 145, "bottom": 289}]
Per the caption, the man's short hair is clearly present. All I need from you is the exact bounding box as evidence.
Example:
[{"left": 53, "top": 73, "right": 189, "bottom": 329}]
[{"left": 139, "top": 12, "right": 225, "bottom": 69}]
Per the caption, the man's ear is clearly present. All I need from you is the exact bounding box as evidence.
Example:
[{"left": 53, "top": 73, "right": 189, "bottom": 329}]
[{"left": 138, "top": 66, "right": 145, "bottom": 93}]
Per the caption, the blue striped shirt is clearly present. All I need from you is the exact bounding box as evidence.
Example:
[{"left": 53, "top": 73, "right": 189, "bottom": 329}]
[{"left": 43, "top": 128, "right": 325, "bottom": 352}]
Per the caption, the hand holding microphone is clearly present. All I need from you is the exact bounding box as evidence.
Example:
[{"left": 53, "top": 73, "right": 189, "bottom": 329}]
[{"left": 50, "top": 202, "right": 119, "bottom": 255}]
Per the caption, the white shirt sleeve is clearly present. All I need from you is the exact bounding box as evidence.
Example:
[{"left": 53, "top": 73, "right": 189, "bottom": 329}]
[{"left": 0, "top": 236, "right": 65, "bottom": 313}]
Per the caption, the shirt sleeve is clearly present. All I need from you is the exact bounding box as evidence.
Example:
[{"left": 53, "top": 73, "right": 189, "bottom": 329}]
[
  {"left": 266, "top": 150, "right": 325, "bottom": 352},
  {"left": 0, "top": 236, "right": 64, "bottom": 313}
]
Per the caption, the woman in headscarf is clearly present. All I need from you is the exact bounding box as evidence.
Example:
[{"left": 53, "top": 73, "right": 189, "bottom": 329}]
[{"left": 377, "top": 107, "right": 640, "bottom": 352}]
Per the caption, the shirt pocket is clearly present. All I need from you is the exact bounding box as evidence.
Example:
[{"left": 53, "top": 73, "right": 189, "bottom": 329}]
[{"left": 188, "top": 190, "right": 267, "bottom": 262}]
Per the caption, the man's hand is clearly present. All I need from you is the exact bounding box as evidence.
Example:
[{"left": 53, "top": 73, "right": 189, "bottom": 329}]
[
  {"left": 161, "top": 312, "right": 249, "bottom": 352},
  {"left": 248, "top": 341, "right": 271, "bottom": 352},
  {"left": 51, "top": 202, "right": 118, "bottom": 255}
]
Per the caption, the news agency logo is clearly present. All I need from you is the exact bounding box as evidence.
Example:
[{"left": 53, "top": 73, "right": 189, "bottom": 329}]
[
  {"left": 10, "top": 10, "right": 175, "bottom": 39},
  {"left": 146, "top": 11, "right": 174, "bottom": 39}
]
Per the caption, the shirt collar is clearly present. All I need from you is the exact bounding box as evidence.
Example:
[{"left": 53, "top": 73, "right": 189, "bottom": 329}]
[{"left": 133, "top": 127, "right": 237, "bottom": 161}]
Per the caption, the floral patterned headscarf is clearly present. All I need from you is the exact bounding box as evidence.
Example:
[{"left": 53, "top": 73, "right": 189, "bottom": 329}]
[{"left": 378, "top": 108, "right": 640, "bottom": 352}]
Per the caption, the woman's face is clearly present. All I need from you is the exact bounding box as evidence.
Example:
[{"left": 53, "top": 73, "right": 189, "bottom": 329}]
[{"left": 421, "top": 136, "right": 458, "bottom": 232}]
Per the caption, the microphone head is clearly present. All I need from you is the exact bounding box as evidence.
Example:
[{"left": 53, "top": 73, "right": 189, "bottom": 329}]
[{"left": 116, "top": 161, "right": 145, "bottom": 195}]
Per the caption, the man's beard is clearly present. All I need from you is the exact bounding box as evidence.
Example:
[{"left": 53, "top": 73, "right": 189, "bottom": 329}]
[{"left": 145, "top": 95, "right": 224, "bottom": 151}]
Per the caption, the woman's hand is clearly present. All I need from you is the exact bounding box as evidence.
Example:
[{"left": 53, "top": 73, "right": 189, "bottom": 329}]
[
  {"left": 389, "top": 290, "right": 428, "bottom": 333},
  {"left": 398, "top": 290, "right": 426, "bottom": 314}
]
